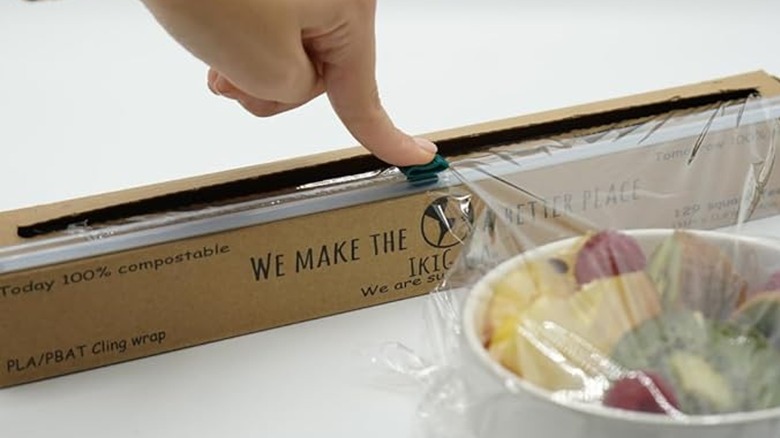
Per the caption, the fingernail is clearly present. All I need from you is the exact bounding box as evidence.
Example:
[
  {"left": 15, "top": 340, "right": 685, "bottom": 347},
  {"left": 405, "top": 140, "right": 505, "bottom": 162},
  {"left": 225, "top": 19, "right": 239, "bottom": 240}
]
[
  {"left": 207, "top": 80, "right": 219, "bottom": 96},
  {"left": 207, "top": 70, "right": 220, "bottom": 95},
  {"left": 414, "top": 137, "right": 438, "bottom": 154}
]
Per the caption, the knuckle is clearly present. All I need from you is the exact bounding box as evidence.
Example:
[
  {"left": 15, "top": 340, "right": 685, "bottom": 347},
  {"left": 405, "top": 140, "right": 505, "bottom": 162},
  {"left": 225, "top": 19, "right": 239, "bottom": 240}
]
[
  {"left": 242, "top": 100, "right": 281, "bottom": 118},
  {"left": 250, "top": 108, "right": 278, "bottom": 118},
  {"left": 243, "top": 69, "right": 307, "bottom": 103}
]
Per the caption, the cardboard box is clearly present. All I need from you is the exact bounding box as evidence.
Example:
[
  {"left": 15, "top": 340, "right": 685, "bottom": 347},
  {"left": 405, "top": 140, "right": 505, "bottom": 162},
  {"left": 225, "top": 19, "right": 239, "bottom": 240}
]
[{"left": 1, "top": 71, "right": 779, "bottom": 388}]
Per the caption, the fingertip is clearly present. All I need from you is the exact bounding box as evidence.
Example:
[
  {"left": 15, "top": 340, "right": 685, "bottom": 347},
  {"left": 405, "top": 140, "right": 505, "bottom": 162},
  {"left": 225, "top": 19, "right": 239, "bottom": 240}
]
[
  {"left": 398, "top": 137, "right": 438, "bottom": 166},
  {"left": 369, "top": 134, "right": 438, "bottom": 167},
  {"left": 413, "top": 137, "right": 438, "bottom": 155}
]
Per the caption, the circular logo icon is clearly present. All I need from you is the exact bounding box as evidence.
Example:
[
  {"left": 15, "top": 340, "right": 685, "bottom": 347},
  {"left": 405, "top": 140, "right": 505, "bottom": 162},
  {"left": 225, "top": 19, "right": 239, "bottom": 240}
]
[{"left": 420, "top": 195, "right": 474, "bottom": 248}]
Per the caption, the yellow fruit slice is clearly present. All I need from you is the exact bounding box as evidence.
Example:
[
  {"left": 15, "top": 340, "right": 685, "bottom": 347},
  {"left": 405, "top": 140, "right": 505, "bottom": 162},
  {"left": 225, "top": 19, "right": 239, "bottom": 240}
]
[
  {"left": 487, "top": 314, "right": 522, "bottom": 375},
  {"left": 573, "top": 271, "right": 662, "bottom": 353},
  {"left": 512, "top": 295, "right": 592, "bottom": 391},
  {"left": 484, "top": 236, "right": 660, "bottom": 393},
  {"left": 514, "top": 320, "right": 586, "bottom": 391},
  {"left": 487, "top": 269, "right": 540, "bottom": 335},
  {"left": 486, "top": 259, "right": 578, "bottom": 339}
]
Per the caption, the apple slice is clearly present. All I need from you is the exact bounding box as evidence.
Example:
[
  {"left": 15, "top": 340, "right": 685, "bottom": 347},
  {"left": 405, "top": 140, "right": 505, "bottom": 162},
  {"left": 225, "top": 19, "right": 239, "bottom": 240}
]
[
  {"left": 733, "top": 292, "right": 780, "bottom": 349},
  {"left": 574, "top": 230, "right": 647, "bottom": 285},
  {"left": 647, "top": 231, "right": 747, "bottom": 320},
  {"left": 603, "top": 371, "right": 680, "bottom": 414}
]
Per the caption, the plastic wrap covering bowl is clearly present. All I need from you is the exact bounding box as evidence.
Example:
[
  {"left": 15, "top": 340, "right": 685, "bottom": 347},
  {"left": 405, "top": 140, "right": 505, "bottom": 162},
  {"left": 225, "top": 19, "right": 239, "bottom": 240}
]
[{"left": 462, "top": 229, "right": 780, "bottom": 438}]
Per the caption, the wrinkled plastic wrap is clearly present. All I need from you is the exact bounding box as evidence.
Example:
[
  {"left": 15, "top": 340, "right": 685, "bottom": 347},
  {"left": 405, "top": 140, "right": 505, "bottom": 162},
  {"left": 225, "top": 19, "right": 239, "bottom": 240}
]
[
  {"left": 0, "top": 167, "right": 415, "bottom": 274},
  {"left": 402, "top": 96, "right": 780, "bottom": 438}
]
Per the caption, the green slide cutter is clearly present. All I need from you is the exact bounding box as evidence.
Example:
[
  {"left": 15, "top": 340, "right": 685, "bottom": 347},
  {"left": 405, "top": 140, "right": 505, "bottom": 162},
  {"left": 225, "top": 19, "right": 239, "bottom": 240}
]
[{"left": 398, "top": 154, "right": 450, "bottom": 185}]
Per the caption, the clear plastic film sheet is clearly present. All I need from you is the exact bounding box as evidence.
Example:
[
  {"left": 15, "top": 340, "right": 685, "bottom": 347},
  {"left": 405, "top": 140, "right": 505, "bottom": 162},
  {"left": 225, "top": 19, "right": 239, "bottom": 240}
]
[
  {"left": 3, "top": 93, "right": 780, "bottom": 438},
  {"left": 378, "top": 96, "right": 780, "bottom": 438}
]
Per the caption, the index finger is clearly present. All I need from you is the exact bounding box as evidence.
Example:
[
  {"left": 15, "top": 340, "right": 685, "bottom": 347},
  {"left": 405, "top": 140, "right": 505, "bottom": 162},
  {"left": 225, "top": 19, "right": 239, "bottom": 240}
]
[{"left": 304, "top": 0, "right": 437, "bottom": 166}]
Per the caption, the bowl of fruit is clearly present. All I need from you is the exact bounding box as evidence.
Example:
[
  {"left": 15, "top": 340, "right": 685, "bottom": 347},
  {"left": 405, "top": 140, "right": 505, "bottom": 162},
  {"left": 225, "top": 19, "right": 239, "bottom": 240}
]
[{"left": 462, "top": 229, "right": 780, "bottom": 438}]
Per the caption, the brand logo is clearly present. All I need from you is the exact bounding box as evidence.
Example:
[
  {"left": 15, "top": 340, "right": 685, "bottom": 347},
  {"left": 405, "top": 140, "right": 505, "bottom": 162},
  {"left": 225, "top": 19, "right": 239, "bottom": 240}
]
[{"left": 420, "top": 195, "right": 474, "bottom": 249}]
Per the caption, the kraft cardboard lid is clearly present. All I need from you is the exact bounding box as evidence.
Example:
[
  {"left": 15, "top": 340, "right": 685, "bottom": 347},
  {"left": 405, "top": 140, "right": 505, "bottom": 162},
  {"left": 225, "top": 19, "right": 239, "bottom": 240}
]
[{"left": 1, "top": 70, "right": 779, "bottom": 248}]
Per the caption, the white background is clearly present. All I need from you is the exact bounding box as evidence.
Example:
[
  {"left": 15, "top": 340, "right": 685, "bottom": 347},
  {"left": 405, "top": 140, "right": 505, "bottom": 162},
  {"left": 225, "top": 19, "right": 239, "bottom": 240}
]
[{"left": 1, "top": 0, "right": 779, "bottom": 437}]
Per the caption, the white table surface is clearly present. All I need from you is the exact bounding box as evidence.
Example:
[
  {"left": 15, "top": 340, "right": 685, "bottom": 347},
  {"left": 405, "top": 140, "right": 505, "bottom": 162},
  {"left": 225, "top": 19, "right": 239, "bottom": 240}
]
[{"left": 2, "top": 0, "right": 780, "bottom": 437}]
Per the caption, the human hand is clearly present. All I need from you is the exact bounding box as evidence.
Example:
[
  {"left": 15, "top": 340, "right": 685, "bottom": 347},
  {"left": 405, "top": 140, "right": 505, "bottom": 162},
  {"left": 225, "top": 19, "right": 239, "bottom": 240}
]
[{"left": 140, "top": 0, "right": 437, "bottom": 166}]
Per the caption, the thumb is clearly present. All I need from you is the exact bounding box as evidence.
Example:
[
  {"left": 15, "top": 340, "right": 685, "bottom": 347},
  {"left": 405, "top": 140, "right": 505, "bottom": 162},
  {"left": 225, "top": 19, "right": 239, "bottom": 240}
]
[{"left": 312, "top": 1, "right": 437, "bottom": 167}]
